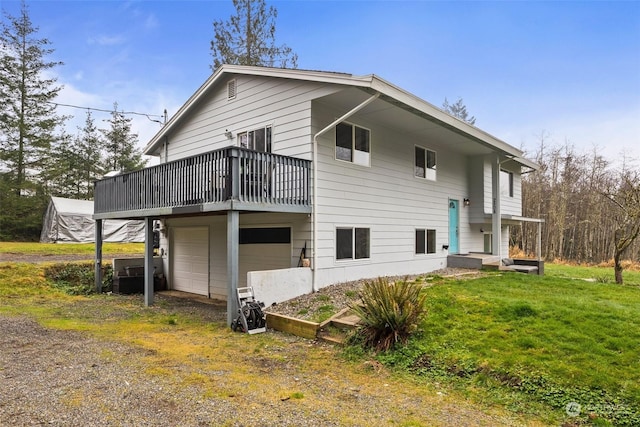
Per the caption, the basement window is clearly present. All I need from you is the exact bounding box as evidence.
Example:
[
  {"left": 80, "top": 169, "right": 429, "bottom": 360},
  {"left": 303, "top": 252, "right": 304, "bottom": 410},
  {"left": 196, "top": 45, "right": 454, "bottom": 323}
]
[
  {"left": 415, "top": 228, "right": 436, "bottom": 254},
  {"left": 336, "top": 227, "right": 370, "bottom": 260}
]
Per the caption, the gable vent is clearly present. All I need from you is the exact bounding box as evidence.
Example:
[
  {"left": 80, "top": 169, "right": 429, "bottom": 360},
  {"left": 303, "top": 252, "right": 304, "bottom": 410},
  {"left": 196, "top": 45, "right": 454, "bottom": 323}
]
[{"left": 227, "top": 79, "right": 237, "bottom": 100}]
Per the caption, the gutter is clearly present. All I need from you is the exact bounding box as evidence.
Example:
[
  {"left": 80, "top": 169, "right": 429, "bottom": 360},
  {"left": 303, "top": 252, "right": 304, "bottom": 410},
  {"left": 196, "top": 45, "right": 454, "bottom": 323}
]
[{"left": 310, "top": 92, "right": 380, "bottom": 292}]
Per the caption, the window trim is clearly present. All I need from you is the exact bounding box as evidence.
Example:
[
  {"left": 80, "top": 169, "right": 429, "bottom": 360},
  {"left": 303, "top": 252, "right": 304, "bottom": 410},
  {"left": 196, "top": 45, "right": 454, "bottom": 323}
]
[
  {"left": 335, "top": 121, "right": 371, "bottom": 167},
  {"left": 336, "top": 226, "right": 371, "bottom": 261},
  {"left": 415, "top": 228, "right": 437, "bottom": 255},
  {"left": 415, "top": 145, "right": 437, "bottom": 181},
  {"left": 238, "top": 125, "right": 272, "bottom": 153}
]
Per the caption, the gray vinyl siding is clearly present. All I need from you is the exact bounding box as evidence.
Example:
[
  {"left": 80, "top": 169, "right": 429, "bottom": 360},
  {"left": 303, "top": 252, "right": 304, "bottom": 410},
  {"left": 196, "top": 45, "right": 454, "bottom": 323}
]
[
  {"left": 311, "top": 101, "right": 471, "bottom": 287},
  {"left": 159, "top": 75, "right": 339, "bottom": 161}
]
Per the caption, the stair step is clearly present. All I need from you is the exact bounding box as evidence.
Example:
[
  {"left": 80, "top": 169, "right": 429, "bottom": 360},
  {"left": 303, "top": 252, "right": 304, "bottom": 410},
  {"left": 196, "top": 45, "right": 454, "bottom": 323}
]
[
  {"left": 330, "top": 316, "right": 360, "bottom": 330},
  {"left": 316, "top": 332, "right": 345, "bottom": 345}
]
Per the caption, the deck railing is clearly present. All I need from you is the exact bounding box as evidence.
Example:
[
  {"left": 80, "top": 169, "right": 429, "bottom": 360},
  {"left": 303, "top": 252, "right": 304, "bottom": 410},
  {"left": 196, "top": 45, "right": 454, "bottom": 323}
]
[{"left": 94, "top": 147, "right": 311, "bottom": 214}]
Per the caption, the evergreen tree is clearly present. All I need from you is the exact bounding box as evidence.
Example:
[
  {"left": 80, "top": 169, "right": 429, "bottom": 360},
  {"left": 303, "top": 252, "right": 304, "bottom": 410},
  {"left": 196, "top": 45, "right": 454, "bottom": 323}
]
[
  {"left": 75, "top": 111, "right": 104, "bottom": 198},
  {"left": 211, "top": 0, "right": 298, "bottom": 70},
  {"left": 101, "top": 103, "right": 146, "bottom": 173},
  {"left": 0, "top": 1, "right": 64, "bottom": 194},
  {"left": 442, "top": 97, "right": 476, "bottom": 125},
  {"left": 0, "top": 1, "right": 65, "bottom": 240},
  {"left": 43, "top": 131, "right": 83, "bottom": 198}
]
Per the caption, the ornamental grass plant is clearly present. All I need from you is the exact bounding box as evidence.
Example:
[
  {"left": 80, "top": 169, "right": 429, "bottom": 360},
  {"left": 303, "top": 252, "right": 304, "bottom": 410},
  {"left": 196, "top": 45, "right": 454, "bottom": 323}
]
[{"left": 350, "top": 277, "right": 427, "bottom": 351}]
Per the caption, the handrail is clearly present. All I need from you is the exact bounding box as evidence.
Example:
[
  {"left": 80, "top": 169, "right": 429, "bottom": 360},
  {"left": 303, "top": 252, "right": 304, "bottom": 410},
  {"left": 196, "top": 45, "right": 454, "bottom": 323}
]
[{"left": 94, "top": 146, "right": 311, "bottom": 214}]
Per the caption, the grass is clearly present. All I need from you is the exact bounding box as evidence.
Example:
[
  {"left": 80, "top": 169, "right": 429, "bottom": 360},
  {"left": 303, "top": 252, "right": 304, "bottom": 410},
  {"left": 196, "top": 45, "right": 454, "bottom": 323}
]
[
  {"left": 1, "top": 261, "right": 539, "bottom": 426},
  {"left": 372, "top": 267, "right": 640, "bottom": 426},
  {"left": 0, "top": 241, "right": 144, "bottom": 255},
  {"left": 2, "top": 254, "right": 638, "bottom": 425}
]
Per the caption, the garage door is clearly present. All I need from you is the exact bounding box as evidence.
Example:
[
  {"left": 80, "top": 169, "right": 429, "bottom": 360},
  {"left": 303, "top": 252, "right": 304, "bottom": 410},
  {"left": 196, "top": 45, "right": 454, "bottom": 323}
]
[{"left": 172, "top": 227, "right": 209, "bottom": 296}]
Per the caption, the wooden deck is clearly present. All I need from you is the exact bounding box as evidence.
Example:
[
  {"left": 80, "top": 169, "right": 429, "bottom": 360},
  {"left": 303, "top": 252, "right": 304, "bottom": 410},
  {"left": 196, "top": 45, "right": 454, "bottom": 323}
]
[{"left": 94, "top": 146, "right": 311, "bottom": 219}]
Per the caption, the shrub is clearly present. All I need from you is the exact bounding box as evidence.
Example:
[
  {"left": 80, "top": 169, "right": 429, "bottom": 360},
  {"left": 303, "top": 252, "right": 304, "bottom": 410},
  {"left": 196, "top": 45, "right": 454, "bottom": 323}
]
[
  {"left": 350, "top": 277, "right": 427, "bottom": 351},
  {"left": 44, "top": 262, "right": 113, "bottom": 295}
]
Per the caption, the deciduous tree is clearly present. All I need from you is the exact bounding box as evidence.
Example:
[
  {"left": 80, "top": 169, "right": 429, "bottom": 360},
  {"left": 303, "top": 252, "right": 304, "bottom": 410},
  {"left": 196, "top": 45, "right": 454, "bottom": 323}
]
[{"left": 603, "top": 170, "right": 640, "bottom": 284}]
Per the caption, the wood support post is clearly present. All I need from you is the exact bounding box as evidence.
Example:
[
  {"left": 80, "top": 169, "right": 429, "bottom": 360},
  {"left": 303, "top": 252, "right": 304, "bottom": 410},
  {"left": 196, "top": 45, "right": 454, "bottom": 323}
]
[
  {"left": 95, "top": 219, "right": 103, "bottom": 293},
  {"left": 227, "top": 210, "right": 239, "bottom": 326},
  {"left": 144, "top": 217, "right": 154, "bottom": 307}
]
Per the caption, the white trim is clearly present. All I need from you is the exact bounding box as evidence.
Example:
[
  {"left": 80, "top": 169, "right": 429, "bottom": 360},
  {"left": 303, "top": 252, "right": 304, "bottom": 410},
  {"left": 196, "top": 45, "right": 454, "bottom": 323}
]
[{"left": 335, "top": 226, "right": 371, "bottom": 263}]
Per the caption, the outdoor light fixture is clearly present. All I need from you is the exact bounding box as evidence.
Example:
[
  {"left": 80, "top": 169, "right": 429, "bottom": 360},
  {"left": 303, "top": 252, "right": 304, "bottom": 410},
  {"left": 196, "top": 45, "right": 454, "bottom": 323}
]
[
  {"left": 224, "top": 129, "right": 233, "bottom": 139},
  {"left": 463, "top": 198, "right": 470, "bottom": 207}
]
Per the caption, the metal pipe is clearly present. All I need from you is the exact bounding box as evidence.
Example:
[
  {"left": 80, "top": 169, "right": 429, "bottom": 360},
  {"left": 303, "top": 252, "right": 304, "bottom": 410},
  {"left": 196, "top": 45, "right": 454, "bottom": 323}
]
[{"left": 311, "top": 92, "right": 380, "bottom": 292}]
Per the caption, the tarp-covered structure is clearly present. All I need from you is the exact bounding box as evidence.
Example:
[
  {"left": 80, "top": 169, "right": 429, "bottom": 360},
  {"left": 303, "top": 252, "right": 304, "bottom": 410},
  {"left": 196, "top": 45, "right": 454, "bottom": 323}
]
[{"left": 40, "top": 197, "right": 145, "bottom": 243}]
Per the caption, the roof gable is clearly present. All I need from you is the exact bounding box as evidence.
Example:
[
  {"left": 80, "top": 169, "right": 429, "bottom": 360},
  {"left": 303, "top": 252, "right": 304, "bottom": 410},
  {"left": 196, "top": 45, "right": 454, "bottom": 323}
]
[{"left": 144, "top": 65, "right": 538, "bottom": 170}]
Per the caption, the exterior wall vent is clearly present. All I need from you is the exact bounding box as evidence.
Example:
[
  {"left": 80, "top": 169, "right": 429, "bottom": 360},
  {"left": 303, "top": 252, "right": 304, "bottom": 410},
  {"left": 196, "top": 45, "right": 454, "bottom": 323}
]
[{"left": 227, "top": 79, "right": 237, "bottom": 100}]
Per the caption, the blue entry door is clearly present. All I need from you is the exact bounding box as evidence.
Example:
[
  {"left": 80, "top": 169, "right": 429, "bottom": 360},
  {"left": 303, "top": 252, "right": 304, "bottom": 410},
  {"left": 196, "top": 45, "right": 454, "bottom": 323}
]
[{"left": 448, "top": 199, "right": 459, "bottom": 254}]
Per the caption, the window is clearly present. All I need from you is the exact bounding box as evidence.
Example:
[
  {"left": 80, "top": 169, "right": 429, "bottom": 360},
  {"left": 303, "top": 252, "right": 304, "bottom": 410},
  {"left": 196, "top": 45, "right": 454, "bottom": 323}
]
[
  {"left": 239, "top": 126, "right": 272, "bottom": 153},
  {"left": 500, "top": 169, "right": 513, "bottom": 197},
  {"left": 239, "top": 227, "right": 291, "bottom": 244},
  {"left": 335, "top": 122, "right": 370, "bottom": 166},
  {"left": 336, "top": 227, "right": 370, "bottom": 260},
  {"left": 415, "top": 146, "right": 436, "bottom": 180},
  {"left": 415, "top": 229, "right": 436, "bottom": 254}
]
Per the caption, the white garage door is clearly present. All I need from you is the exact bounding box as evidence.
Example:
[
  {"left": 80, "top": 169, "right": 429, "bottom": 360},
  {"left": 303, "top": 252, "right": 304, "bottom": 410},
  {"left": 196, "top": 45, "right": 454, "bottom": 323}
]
[{"left": 172, "top": 227, "right": 209, "bottom": 296}]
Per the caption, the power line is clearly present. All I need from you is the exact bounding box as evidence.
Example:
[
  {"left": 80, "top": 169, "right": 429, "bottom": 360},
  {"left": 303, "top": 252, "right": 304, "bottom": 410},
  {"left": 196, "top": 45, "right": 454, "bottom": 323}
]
[{"left": 47, "top": 101, "right": 166, "bottom": 124}]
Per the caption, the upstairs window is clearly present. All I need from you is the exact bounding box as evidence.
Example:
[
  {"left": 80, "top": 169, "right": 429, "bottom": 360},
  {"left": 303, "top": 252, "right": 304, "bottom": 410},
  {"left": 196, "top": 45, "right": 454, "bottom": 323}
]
[
  {"left": 415, "top": 146, "right": 436, "bottom": 180},
  {"left": 239, "top": 126, "right": 272, "bottom": 153},
  {"left": 500, "top": 169, "right": 514, "bottom": 197},
  {"left": 336, "top": 227, "right": 370, "bottom": 260},
  {"left": 335, "top": 122, "right": 370, "bottom": 166}
]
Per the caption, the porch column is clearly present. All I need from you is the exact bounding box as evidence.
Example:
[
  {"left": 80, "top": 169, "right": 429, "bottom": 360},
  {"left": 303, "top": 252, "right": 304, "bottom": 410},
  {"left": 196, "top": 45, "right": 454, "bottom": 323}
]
[
  {"left": 227, "top": 210, "right": 239, "bottom": 326},
  {"left": 94, "top": 219, "right": 103, "bottom": 293},
  {"left": 492, "top": 155, "right": 502, "bottom": 260},
  {"left": 537, "top": 221, "right": 542, "bottom": 261},
  {"left": 144, "top": 217, "right": 154, "bottom": 306}
]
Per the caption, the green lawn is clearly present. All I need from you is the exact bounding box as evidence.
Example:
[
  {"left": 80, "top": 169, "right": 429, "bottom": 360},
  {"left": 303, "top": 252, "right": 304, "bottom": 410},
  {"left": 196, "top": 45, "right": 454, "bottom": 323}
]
[
  {"left": 374, "top": 268, "right": 640, "bottom": 426},
  {"left": 0, "top": 241, "right": 144, "bottom": 255}
]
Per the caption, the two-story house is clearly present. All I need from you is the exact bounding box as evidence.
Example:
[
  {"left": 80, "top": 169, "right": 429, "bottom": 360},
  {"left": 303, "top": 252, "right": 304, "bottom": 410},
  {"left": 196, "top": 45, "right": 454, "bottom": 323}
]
[{"left": 93, "top": 65, "right": 539, "bottom": 324}]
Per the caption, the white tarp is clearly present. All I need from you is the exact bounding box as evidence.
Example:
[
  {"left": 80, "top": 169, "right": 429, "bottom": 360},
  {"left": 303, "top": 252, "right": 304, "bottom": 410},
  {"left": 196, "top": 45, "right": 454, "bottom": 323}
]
[{"left": 40, "top": 197, "right": 145, "bottom": 243}]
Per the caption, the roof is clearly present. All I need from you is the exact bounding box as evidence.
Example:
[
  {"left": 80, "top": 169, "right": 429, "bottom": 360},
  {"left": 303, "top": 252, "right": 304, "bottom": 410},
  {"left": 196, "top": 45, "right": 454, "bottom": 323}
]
[
  {"left": 144, "top": 65, "right": 538, "bottom": 170},
  {"left": 50, "top": 197, "right": 94, "bottom": 215}
]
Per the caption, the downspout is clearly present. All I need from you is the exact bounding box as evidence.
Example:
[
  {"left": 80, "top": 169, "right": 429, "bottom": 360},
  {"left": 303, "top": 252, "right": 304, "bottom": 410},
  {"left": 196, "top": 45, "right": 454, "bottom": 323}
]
[{"left": 311, "top": 92, "right": 380, "bottom": 292}]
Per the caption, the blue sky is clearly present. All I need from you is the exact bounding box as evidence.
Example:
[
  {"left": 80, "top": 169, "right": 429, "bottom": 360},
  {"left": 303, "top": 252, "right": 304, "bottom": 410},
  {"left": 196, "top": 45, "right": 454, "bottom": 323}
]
[{"left": 2, "top": 0, "right": 639, "bottom": 165}]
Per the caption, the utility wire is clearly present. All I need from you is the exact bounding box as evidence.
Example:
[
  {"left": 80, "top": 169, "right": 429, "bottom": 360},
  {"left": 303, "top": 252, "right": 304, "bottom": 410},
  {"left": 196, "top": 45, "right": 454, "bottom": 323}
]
[{"left": 47, "top": 101, "right": 166, "bottom": 124}]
